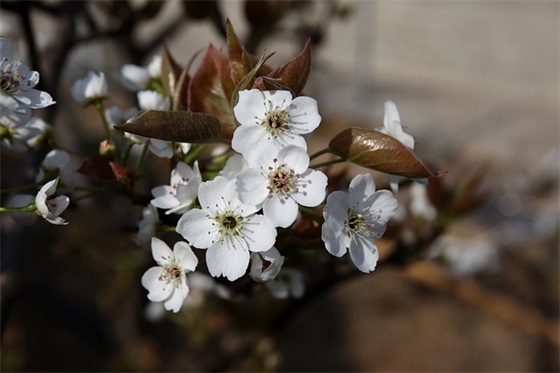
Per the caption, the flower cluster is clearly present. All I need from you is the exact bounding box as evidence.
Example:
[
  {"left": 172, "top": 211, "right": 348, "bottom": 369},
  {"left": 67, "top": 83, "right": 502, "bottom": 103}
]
[{"left": 1, "top": 22, "right": 440, "bottom": 316}]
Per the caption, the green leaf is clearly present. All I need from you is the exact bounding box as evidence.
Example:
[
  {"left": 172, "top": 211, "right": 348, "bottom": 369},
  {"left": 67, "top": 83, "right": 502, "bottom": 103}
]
[
  {"left": 328, "top": 127, "right": 442, "bottom": 178},
  {"left": 114, "top": 110, "right": 222, "bottom": 143}
]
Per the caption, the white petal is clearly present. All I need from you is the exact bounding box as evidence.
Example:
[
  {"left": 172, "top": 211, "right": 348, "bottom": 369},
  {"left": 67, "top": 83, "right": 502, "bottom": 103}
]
[
  {"left": 197, "top": 176, "right": 230, "bottom": 210},
  {"left": 288, "top": 96, "right": 321, "bottom": 134},
  {"left": 176, "top": 209, "right": 216, "bottom": 249},
  {"left": 173, "top": 241, "right": 198, "bottom": 272},
  {"left": 292, "top": 169, "right": 327, "bottom": 207},
  {"left": 231, "top": 125, "right": 271, "bottom": 164},
  {"left": 348, "top": 174, "right": 376, "bottom": 205},
  {"left": 121, "top": 64, "right": 150, "bottom": 91},
  {"left": 323, "top": 191, "right": 349, "bottom": 232},
  {"left": 163, "top": 284, "right": 188, "bottom": 313},
  {"left": 236, "top": 169, "right": 268, "bottom": 206},
  {"left": 150, "top": 186, "right": 179, "bottom": 209},
  {"left": 349, "top": 238, "right": 379, "bottom": 273},
  {"left": 206, "top": 244, "right": 250, "bottom": 281},
  {"left": 277, "top": 145, "right": 309, "bottom": 173},
  {"left": 321, "top": 223, "right": 348, "bottom": 257},
  {"left": 233, "top": 89, "right": 268, "bottom": 126},
  {"left": 151, "top": 237, "right": 173, "bottom": 265},
  {"left": 242, "top": 214, "right": 277, "bottom": 252},
  {"left": 263, "top": 196, "right": 298, "bottom": 228},
  {"left": 48, "top": 195, "right": 69, "bottom": 216},
  {"left": 142, "top": 267, "right": 173, "bottom": 302},
  {"left": 364, "top": 190, "right": 398, "bottom": 223}
]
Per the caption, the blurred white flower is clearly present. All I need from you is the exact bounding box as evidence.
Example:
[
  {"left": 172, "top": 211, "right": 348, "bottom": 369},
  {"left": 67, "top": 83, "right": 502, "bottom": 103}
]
[
  {"left": 35, "top": 177, "right": 69, "bottom": 225},
  {"left": 71, "top": 71, "right": 107, "bottom": 105},
  {"left": 265, "top": 268, "right": 305, "bottom": 299},
  {"left": 25, "top": 117, "right": 51, "bottom": 150},
  {"left": 409, "top": 183, "right": 437, "bottom": 221},
  {"left": 36, "top": 149, "right": 77, "bottom": 193},
  {"left": 105, "top": 105, "right": 138, "bottom": 127},
  {"left": 141, "top": 237, "right": 198, "bottom": 313},
  {"left": 121, "top": 54, "right": 162, "bottom": 91},
  {"left": 137, "top": 90, "right": 169, "bottom": 111},
  {"left": 136, "top": 204, "right": 159, "bottom": 245}
]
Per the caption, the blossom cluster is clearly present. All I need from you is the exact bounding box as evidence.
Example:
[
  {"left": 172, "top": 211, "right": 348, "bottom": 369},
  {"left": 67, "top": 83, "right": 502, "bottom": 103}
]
[{"left": 1, "top": 30, "right": 434, "bottom": 315}]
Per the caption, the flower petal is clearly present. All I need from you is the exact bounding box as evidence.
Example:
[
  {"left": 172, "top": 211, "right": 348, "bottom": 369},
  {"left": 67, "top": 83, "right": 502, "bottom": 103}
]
[
  {"left": 142, "top": 266, "right": 173, "bottom": 302},
  {"left": 236, "top": 169, "right": 268, "bottom": 206},
  {"left": 176, "top": 209, "right": 216, "bottom": 249},
  {"left": 288, "top": 96, "right": 321, "bottom": 134},
  {"left": 242, "top": 214, "right": 277, "bottom": 252},
  {"left": 206, "top": 244, "right": 250, "bottom": 281},
  {"left": 348, "top": 237, "right": 379, "bottom": 273},
  {"left": 173, "top": 241, "right": 198, "bottom": 272},
  {"left": 151, "top": 237, "right": 173, "bottom": 265},
  {"left": 263, "top": 196, "right": 298, "bottom": 228},
  {"left": 234, "top": 89, "right": 268, "bottom": 126},
  {"left": 292, "top": 169, "right": 327, "bottom": 207},
  {"left": 321, "top": 223, "right": 348, "bottom": 257}
]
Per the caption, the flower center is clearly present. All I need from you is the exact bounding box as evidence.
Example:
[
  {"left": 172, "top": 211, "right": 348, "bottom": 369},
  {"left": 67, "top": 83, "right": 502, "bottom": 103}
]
[
  {"left": 262, "top": 109, "right": 289, "bottom": 137},
  {"left": 1, "top": 59, "right": 29, "bottom": 94},
  {"left": 345, "top": 209, "right": 371, "bottom": 237},
  {"left": 169, "top": 176, "right": 190, "bottom": 197},
  {"left": 215, "top": 210, "right": 244, "bottom": 238},
  {"left": 158, "top": 259, "right": 184, "bottom": 288},
  {"left": 266, "top": 159, "right": 299, "bottom": 199}
]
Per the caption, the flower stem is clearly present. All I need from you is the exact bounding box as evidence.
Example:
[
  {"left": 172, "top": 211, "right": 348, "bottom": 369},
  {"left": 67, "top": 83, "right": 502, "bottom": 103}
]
[
  {"left": 0, "top": 203, "right": 36, "bottom": 213},
  {"left": 310, "top": 158, "right": 345, "bottom": 169},
  {"left": 309, "top": 147, "right": 331, "bottom": 161},
  {"left": 0, "top": 182, "right": 44, "bottom": 195},
  {"left": 94, "top": 101, "right": 114, "bottom": 146}
]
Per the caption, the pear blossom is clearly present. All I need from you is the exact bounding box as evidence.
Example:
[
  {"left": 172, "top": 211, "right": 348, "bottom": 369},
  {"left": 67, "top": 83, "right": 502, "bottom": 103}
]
[
  {"left": 0, "top": 91, "right": 30, "bottom": 126},
  {"left": 7, "top": 194, "right": 37, "bottom": 226},
  {"left": 236, "top": 145, "right": 327, "bottom": 228},
  {"left": 150, "top": 161, "right": 201, "bottom": 215},
  {"left": 121, "top": 54, "right": 162, "bottom": 91},
  {"left": 71, "top": 71, "right": 107, "bottom": 105},
  {"left": 176, "top": 176, "right": 277, "bottom": 281},
  {"left": 136, "top": 204, "right": 160, "bottom": 245},
  {"left": 232, "top": 89, "right": 321, "bottom": 164},
  {"left": 322, "top": 173, "right": 398, "bottom": 273},
  {"left": 0, "top": 38, "right": 55, "bottom": 109},
  {"left": 137, "top": 90, "right": 169, "bottom": 111},
  {"left": 409, "top": 183, "right": 437, "bottom": 221},
  {"left": 105, "top": 105, "right": 138, "bottom": 127},
  {"left": 265, "top": 268, "right": 305, "bottom": 299},
  {"left": 35, "top": 177, "right": 70, "bottom": 225},
  {"left": 36, "top": 149, "right": 77, "bottom": 193},
  {"left": 24, "top": 117, "right": 51, "bottom": 149},
  {"left": 250, "top": 247, "right": 285, "bottom": 282},
  {"left": 1, "top": 115, "right": 44, "bottom": 153},
  {"left": 141, "top": 237, "right": 198, "bottom": 313},
  {"left": 377, "top": 100, "right": 427, "bottom": 191}
]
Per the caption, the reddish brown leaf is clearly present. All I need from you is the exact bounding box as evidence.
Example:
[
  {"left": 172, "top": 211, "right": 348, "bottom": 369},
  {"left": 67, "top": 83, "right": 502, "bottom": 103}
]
[
  {"left": 161, "top": 41, "right": 183, "bottom": 99},
  {"left": 329, "top": 127, "right": 442, "bottom": 178},
  {"left": 110, "top": 162, "right": 134, "bottom": 190},
  {"left": 266, "top": 39, "right": 312, "bottom": 95},
  {"left": 77, "top": 155, "right": 114, "bottom": 180}
]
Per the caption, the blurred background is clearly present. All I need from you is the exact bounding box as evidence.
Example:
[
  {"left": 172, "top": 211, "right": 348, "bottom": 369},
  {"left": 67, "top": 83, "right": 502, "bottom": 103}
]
[{"left": 1, "top": 0, "right": 558, "bottom": 371}]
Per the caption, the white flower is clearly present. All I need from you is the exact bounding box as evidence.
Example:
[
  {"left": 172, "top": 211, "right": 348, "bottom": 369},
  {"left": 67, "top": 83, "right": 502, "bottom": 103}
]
[
  {"left": 409, "top": 183, "right": 437, "bottom": 221},
  {"left": 232, "top": 89, "right": 321, "bottom": 164},
  {"left": 377, "top": 101, "right": 427, "bottom": 191},
  {"left": 71, "top": 71, "right": 107, "bottom": 105},
  {"left": 136, "top": 204, "right": 159, "bottom": 245},
  {"left": 7, "top": 194, "right": 37, "bottom": 226},
  {"left": 137, "top": 90, "right": 170, "bottom": 111},
  {"left": 35, "top": 177, "right": 70, "bottom": 225},
  {"left": 265, "top": 268, "right": 305, "bottom": 299},
  {"left": 24, "top": 117, "right": 51, "bottom": 149},
  {"left": 250, "top": 247, "right": 284, "bottom": 282},
  {"left": 36, "top": 149, "right": 77, "bottom": 193},
  {"left": 141, "top": 237, "right": 198, "bottom": 313},
  {"left": 121, "top": 54, "right": 162, "bottom": 91},
  {"left": 322, "top": 173, "right": 397, "bottom": 273},
  {"left": 0, "top": 113, "right": 44, "bottom": 153},
  {"left": 176, "top": 176, "right": 277, "bottom": 281},
  {"left": 0, "top": 91, "right": 30, "bottom": 126},
  {"left": 236, "top": 145, "right": 327, "bottom": 228},
  {"left": 150, "top": 161, "right": 201, "bottom": 215},
  {"left": 0, "top": 37, "right": 55, "bottom": 109}
]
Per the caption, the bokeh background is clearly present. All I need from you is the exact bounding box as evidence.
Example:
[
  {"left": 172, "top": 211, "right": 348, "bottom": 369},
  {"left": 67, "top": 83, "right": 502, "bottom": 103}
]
[{"left": 1, "top": 1, "right": 558, "bottom": 371}]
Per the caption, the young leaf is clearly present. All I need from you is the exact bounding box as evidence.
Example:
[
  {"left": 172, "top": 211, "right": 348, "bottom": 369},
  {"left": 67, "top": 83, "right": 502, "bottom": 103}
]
[
  {"left": 173, "top": 49, "right": 203, "bottom": 111},
  {"left": 114, "top": 110, "right": 222, "bottom": 143},
  {"left": 329, "top": 127, "right": 441, "bottom": 178},
  {"left": 226, "top": 18, "right": 253, "bottom": 84},
  {"left": 161, "top": 42, "right": 183, "bottom": 98},
  {"left": 266, "top": 38, "right": 312, "bottom": 95},
  {"left": 188, "top": 44, "right": 235, "bottom": 132}
]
